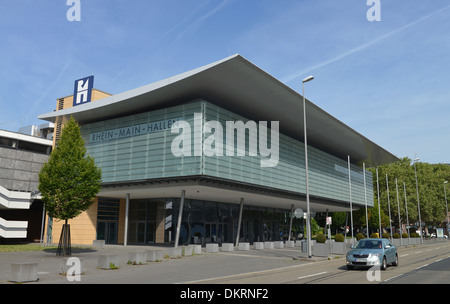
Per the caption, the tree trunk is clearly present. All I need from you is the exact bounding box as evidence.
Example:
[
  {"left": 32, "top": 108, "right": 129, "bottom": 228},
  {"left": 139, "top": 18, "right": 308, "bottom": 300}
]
[{"left": 57, "top": 219, "right": 71, "bottom": 256}]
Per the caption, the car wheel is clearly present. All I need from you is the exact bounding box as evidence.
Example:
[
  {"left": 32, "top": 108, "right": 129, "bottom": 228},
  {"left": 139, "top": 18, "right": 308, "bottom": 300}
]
[
  {"left": 381, "top": 257, "right": 387, "bottom": 270},
  {"left": 393, "top": 254, "right": 399, "bottom": 266}
]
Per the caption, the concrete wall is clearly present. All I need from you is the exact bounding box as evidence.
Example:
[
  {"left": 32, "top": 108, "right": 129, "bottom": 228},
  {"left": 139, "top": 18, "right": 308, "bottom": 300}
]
[{"left": 0, "top": 147, "right": 48, "bottom": 193}]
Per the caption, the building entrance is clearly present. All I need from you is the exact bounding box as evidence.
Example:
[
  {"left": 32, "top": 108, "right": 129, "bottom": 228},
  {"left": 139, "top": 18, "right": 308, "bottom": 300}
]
[
  {"left": 204, "top": 222, "right": 229, "bottom": 243},
  {"left": 97, "top": 221, "right": 118, "bottom": 244}
]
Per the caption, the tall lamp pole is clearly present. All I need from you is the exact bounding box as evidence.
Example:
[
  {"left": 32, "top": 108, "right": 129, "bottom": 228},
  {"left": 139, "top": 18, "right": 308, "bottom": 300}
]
[
  {"left": 413, "top": 158, "right": 423, "bottom": 244},
  {"left": 302, "top": 75, "right": 314, "bottom": 258},
  {"left": 444, "top": 181, "right": 449, "bottom": 237}
]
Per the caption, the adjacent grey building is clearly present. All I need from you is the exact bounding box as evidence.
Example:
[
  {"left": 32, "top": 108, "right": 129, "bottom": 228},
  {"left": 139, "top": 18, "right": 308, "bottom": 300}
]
[{"left": 0, "top": 129, "right": 52, "bottom": 240}]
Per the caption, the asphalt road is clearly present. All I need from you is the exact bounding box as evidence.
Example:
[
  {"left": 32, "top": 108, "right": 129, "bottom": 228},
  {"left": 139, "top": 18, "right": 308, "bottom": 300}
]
[{"left": 187, "top": 241, "right": 450, "bottom": 284}]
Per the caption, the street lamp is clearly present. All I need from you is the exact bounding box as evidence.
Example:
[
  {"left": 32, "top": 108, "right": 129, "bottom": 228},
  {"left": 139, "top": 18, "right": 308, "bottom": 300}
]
[
  {"left": 302, "top": 75, "right": 314, "bottom": 258},
  {"left": 413, "top": 158, "right": 423, "bottom": 244},
  {"left": 444, "top": 181, "right": 449, "bottom": 237}
]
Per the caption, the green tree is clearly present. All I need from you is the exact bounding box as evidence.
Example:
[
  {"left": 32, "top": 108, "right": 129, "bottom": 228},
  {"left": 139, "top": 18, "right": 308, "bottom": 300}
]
[
  {"left": 368, "top": 158, "right": 450, "bottom": 235},
  {"left": 39, "top": 117, "right": 101, "bottom": 256}
]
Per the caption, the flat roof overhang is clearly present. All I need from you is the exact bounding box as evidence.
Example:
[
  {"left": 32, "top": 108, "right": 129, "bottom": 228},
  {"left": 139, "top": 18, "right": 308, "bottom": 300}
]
[
  {"left": 38, "top": 54, "right": 398, "bottom": 166},
  {"left": 99, "top": 176, "right": 359, "bottom": 212}
]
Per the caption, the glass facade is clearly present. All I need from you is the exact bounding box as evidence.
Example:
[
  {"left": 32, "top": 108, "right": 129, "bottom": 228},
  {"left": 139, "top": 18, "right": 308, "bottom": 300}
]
[
  {"left": 82, "top": 100, "right": 374, "bottom": 209},
  {"left": 166, "top": 198, "right": 303, "bottom": 246}
]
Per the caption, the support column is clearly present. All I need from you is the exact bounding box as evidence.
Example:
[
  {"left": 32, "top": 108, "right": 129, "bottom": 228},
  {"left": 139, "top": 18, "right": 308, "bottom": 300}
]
[
  {"left": 124, "top": 193, "right": 130, "bottom": 247},
  {"left": 235, "top": 198, "right": 244, "bottom": 247},
  {"left": 288, "top": 204, "right": 294, "bottom": 241},
  {"left": 174, "top": 190, "right": 186, "bottom": 248}
]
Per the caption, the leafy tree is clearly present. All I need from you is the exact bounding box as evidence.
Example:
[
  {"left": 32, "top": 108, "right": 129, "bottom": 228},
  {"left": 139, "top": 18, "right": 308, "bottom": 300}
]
[
  {"left": 367, "top": 157, "right": 450, "bottom": 235},
  {"left": 39, "top": 117, "right": 101, "bottom": 256}
]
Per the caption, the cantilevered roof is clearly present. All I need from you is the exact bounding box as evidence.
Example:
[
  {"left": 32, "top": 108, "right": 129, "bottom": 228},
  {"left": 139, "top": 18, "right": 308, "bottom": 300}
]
[{"left": 38, "top": 54, "right": 398, "bottom": 166}]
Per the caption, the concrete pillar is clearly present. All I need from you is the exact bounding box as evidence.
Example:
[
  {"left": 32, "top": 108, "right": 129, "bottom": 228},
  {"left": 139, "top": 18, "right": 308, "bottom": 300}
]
[
  {"left": 235, "top": 198, "right": 244, "bottom": 247},
  {"left": 174, "top": 190, "right": 185, "bottom": 248},
  {"left": 124, "top": 193, "right": 130, "bottom": 246}
]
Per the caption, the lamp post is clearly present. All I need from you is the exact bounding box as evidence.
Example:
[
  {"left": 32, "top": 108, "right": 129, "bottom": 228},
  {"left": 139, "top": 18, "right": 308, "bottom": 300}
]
[
  {"left": 413, "top": 158, "right": 423, "bottom": 244},
  {"left": 302, "top": 75, "right": 314, "bottom": 258},
  {"left": 444, "top": 181, "right": 449, "bottom": 237}
]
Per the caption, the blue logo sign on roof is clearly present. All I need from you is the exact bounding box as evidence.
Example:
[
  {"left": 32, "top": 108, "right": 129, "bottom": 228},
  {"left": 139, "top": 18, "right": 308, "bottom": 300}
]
[{"left": 73, "top": 75, "right": 94, "bottom": 106}]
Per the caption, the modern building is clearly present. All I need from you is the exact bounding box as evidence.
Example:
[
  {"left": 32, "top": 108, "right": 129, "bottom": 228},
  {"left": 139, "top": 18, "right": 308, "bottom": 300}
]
[
  {"left": 38, "top": 54, "right": 398, "bottom": 246},
  {"left": 0, "top": 129, "right": 52, "bottom": 241}
]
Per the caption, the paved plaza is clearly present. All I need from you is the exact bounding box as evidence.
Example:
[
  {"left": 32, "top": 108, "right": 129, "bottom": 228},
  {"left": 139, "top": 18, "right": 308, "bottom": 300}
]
[{"left": 0, "top": 243, "right": 315, "bottom": 284}]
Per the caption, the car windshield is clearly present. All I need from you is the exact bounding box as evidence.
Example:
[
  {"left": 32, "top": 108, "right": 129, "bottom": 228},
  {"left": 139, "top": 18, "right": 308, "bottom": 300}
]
[{"left": 354, "top": 240, "right": 382, "bottom": 249}]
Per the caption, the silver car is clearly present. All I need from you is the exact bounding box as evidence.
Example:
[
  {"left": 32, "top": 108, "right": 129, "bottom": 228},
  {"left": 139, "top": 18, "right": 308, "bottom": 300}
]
[{"left": 346, "top": 238, "right": 398, "bottom": 270}]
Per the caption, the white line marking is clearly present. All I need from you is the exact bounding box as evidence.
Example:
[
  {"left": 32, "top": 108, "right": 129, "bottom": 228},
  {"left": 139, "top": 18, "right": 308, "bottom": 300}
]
[
  {"left": 417, "top": 264, "right": 429, "bottom": 269},
  {"left": 297, "top": 271, "right": 327, "bottom": 280}
]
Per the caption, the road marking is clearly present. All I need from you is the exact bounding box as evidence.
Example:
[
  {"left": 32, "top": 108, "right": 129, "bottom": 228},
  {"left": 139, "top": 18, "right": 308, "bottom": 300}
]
[
  {"left": 400, "top": 254, "right": 409, "bottom": 257},
  {"left": 297, "top": 271, "right": 327, "bottom": 280},
  {"left": 177, "top": 262, "right": 310, "bottom": 284},
  {"left": 416, "top": 251, "right": 423, "bottom": 254},
  {"left": 417, "top": 264, "right": 429, "bottom": 269},
  {"left": 384, "top": 273, "right": 404, "bottom": 283}
]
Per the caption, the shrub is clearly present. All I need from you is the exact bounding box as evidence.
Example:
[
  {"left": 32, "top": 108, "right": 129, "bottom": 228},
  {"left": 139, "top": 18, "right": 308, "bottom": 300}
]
[
  {"left": 356, "top": 233, "right": 365, "bottom": 240},
  {"left": 393, "top": 233, "right": 400, "bottom": 239},
  {"left": 411, "top": 232, "right": 419, "bottom": 238},
  {"left": 316, "top": 233, "right": 327, "bottom": 243},
  {"left": 370, "top": 233, "right": 379, "bottom": 238},
  {"left": 382, "top": 233, "right": 390, "bottom": 239},
  {"left": 334, "top": 234, "right": 345, "bottom": 242},
  {"left": 402, "top": 233, "right": 408, "bottom": 238}
]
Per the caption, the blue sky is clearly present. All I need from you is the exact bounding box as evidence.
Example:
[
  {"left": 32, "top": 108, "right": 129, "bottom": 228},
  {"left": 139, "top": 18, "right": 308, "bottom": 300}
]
[{"left": 1, "top": 1, "right": 449, "bottom": 164}]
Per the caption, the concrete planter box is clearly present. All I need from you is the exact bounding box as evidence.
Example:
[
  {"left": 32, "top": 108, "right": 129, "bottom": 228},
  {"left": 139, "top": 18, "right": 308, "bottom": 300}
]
[
  {"left": 189, "top": 244, "right": 202, "bottom": 254},
  {"left": 183, "top": 246, "right": 194, "bottom": 256},
  {"left": 312, "top": 242, "right": 330, "bottom": 257},
  {"left": 128, "top": 251, "right": 147, "bottom": 264},
  {"left": 285, "top": 240, "right": 295, "bottom": 248},
  {"left": 331, "top": 242, "right": 348, "bottom": 254},
  {"left": 254, "top": 242, "right": 264, "bottom": 250},
  {"left": 295, "top": 240, "right": 303, "bottom": 247},
  {"left": 147, "top": 250, "right": 164, "bottom": 262},
  {"left": 274, "top": 241, "right": 284, "bottom": 249},
  {"left": 238, "top": 243, "right": 250, "bottom": 251},
  {"left": 392, "top": 239, "right": 401, "bottom": 247},
  {"left": 10, "top": 262, "right": 38, "bottom": 283},
  {"left": 206, "top": 243, "right": 219, "bottom": 253},
  {"left": 59, "top": 257, "right": 85, "bottom": 275},
  {"left": 92, "top": 240, "right": 105, "bottom": 248},
  {"left": 221, "top": 243, "right": 234, "bottom": 252},
  {"left": 165, "top": 247, "right": 183, "bottom": 258},
  {"left": 409, "top": 238, "right": 419, "bottom": 245},
  {"left": 97, "top": 254, "right": 120, "bottom": 269},
  {"left": 264, "top": 241, "right": 274, "bottom": 249}
]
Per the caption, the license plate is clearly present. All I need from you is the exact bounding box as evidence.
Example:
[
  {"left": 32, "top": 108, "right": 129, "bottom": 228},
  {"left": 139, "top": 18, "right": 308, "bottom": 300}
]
[{"left": 354, "top": 258, "right": 365, "bottom": 262}]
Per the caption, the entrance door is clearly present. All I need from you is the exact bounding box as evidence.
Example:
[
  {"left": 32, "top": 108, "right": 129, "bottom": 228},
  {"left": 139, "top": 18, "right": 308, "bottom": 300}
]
[
  {"left": 241, "top": 220, "right": 255, "bottom": 243},
  {"left": 205, "top": 223, "right": 228, "bottom": 243},
  {"left": 97, "top": 221, "right": 118, "bottom": 244}
]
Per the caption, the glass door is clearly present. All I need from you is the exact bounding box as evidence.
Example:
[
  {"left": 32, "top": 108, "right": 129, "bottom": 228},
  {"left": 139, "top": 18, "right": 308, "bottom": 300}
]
[{"left": 97, "top": 221, "right": 118, "bottom": 244}]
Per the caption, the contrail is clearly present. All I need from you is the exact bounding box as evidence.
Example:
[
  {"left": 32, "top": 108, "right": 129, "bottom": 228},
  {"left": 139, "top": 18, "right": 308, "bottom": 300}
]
[{"left": 281, "top": 5, "right": 450, "bottom": 83}]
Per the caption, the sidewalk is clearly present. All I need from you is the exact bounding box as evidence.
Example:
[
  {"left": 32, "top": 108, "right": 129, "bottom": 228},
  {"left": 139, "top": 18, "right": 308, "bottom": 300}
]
[{"left": 0, "top": 244, "right": 315, "bottom": 284}]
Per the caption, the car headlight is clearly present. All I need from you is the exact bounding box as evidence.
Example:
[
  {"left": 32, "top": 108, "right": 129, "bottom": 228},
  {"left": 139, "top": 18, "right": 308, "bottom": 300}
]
[{"left": 369, "top": 253, "right": 381, "bottom": 258}]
